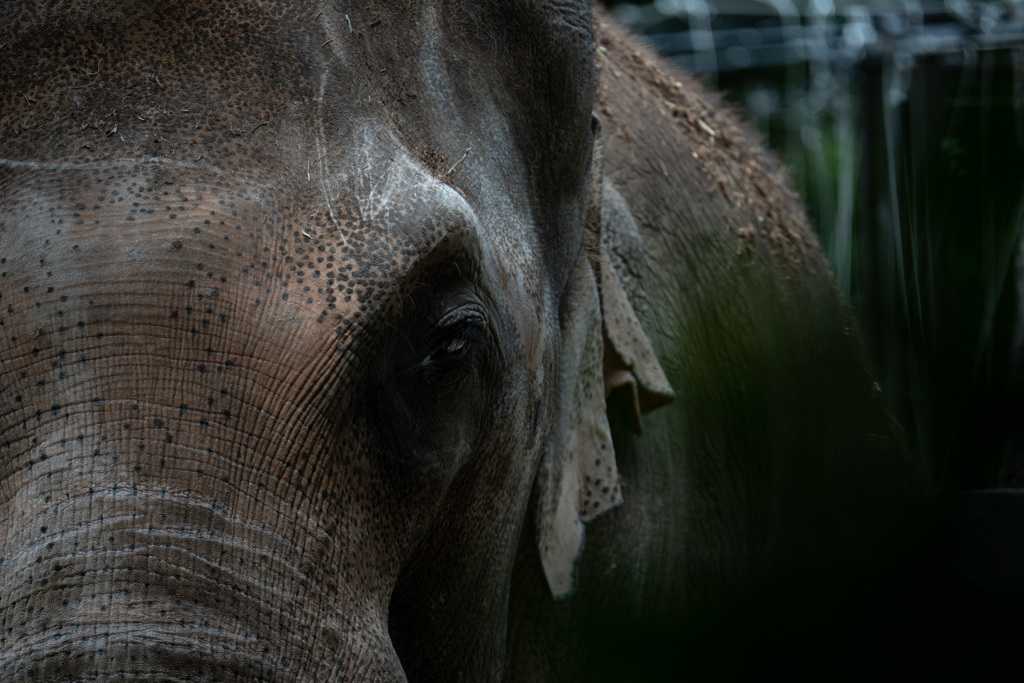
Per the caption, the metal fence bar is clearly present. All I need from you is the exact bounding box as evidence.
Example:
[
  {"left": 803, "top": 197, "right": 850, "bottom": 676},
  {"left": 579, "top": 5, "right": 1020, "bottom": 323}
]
[{"left": 614, "top": 2, "right": 1024, "bottom": 73}]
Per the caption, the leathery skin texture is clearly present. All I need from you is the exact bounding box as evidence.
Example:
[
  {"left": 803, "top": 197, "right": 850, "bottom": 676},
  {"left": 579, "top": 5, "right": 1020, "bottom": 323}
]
[{"left": 0, "top": 0, "right": 598, "bottom": 679}]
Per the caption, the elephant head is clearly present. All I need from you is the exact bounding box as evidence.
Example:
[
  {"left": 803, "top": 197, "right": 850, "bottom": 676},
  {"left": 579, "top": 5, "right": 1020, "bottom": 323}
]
[{"left": 0, "top": 1, "right": 673, "bottom": 679}]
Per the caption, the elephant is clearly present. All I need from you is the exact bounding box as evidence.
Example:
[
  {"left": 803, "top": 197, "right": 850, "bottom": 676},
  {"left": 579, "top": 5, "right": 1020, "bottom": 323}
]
[{"left": 0, "top": 1, "right": 920, "bottom": 680}]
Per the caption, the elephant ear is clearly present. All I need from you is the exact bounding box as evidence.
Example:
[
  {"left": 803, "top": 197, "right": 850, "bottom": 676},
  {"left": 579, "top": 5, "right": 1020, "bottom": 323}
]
[
  {"left": 598, "top": 181, "right": 675, "bottom": 433},
  {"left": 537, "top": 256, "right": 620, "bottom": 599},
  {"left": 536, "top": 117, "right": 673, "bottom": 599}
]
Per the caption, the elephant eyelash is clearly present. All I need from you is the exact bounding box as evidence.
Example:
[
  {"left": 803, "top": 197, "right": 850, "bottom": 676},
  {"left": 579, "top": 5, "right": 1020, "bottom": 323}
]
[
  {"left": 417, "top": 318, "right": 486, "bottom": 371},
  {"left": 419, "top": 334, "right": 468, "bottom": 368},
  {"left": 403, "top": 301, "right": 488, "bottom": 383}
]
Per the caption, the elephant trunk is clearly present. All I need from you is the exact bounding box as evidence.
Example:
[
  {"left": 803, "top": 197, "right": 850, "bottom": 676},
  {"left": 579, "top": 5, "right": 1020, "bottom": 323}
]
[
  {"left": 0, "top": 420, "right": 406, "bottom": 681},
  {"left": 0, "top": 168, "right": 409, "bottom": 679}
]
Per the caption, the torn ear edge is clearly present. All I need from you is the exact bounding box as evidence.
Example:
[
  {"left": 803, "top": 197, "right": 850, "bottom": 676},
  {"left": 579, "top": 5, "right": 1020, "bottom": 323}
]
[
  {"left": 598, "top": 248, "right": 674, "bottom": 434},
  {"left": 537, "top": 256, "right": 621, "bottom": 600},
  {"left": 587, "top": 113, "right": 674, "bottom": 435},
  {"left": 536, "top": 114, "right": 676, "bottom": 601}
]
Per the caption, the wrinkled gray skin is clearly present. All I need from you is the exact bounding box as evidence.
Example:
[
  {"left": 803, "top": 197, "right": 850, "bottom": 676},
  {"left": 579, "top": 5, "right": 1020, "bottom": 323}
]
[{"left": 0, "top": 2, "right": 917, "bottom": 681}]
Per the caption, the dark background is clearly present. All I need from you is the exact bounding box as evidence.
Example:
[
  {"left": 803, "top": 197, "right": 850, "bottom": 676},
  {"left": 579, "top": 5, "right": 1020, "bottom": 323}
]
[{"left": 605, "top": 1, "right": 1024, "bottom": 678}]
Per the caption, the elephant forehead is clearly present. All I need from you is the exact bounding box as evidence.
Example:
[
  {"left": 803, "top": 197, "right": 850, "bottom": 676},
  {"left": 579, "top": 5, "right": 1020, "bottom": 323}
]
[
  {"left": 1, "top": 0, "right": 572, "bottom": 317},
  {"left": 0, "top": 0, "right": 591, "bottom": 176},
  {"left": 0, "top": 157, "right": 491, "bottom": 391}
]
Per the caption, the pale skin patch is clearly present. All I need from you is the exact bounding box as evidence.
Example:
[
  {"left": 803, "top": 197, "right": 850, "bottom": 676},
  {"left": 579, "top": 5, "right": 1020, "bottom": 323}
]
[
  {"left": 349, "top": 131, "right": 436, "bottom": 225},
  {"left": 315, "top": 68, "right": 347, "bottom": 245},
  {"left": 318, "top": 8, "right": 353, "bottom": 69}
]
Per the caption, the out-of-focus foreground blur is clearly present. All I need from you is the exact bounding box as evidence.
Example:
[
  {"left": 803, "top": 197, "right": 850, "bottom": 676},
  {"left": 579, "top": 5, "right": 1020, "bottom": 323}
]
[{"left": 610, "top": 0, "right": 1024, "bottom": 676}]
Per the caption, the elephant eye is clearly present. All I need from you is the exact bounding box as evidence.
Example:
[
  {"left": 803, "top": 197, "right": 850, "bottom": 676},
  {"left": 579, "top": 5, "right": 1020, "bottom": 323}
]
[
  {"left": 421, "top": 333, "right": 471, "bottom": 367},
  {"left": 370, "top": 294, "right": 494, "bottom": 465},
  {"left": 417, "top": 309, "right": 487, "bottom": 374}
]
